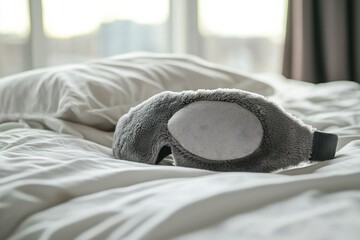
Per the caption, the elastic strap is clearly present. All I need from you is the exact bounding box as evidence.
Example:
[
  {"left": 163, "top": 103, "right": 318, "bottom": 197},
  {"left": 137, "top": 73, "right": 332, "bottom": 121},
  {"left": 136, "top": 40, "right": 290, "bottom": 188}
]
[{"left": 310, "top": 131, "right": 338, "bottom": 161}]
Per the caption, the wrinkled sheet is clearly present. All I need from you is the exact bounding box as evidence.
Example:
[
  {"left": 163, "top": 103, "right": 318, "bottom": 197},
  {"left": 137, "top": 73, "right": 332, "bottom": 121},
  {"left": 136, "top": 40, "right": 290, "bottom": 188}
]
[{"left": 1, "top": 77, "right": 360, "bottom": 240}]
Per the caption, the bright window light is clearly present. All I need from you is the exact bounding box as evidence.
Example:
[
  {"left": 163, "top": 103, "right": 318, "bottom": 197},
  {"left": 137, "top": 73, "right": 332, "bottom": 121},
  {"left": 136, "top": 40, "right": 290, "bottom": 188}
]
[
  {"left": 40, "top": 0, "right": 170, "bottom": 66},
  {"left": 199, "top": 0, "right": 287, "bottom": 73},
  {"left": 42, "top": 0, "right": 169, "bottom": 38},
  {"left": 0, "top": 0, "right": 29, "bottom": 77},
  {"left": 0, "top": 0, "right": 29, "bottom": 36},
  {"left": 199, "top": 0, "right": 286, "bottom": 42}
]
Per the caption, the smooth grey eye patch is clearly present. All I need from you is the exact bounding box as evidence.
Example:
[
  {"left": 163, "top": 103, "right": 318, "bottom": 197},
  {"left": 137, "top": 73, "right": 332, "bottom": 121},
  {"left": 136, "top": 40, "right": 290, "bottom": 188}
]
[
  {"left": 112, "top": 89, "right": 337, "bottom": 173},
  {"left": 167, "top": 101, "right": 263, "bottom": 161}
]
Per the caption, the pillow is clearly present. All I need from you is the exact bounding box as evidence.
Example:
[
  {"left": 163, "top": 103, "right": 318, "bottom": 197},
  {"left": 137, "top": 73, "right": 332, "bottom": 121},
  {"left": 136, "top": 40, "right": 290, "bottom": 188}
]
[{"left": 0, "top": 52, "right": 273, "bottom": 131}]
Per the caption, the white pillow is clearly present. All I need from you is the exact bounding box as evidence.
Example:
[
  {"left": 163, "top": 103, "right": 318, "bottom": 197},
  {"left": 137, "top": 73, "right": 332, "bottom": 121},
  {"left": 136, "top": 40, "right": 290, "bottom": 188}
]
[{"left": 0, "top": 52, "right": 273, "bottom": 130}]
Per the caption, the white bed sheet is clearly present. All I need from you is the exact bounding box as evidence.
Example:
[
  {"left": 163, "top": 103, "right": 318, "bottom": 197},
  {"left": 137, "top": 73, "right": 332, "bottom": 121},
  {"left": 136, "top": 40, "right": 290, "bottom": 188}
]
[{"left": 1, "top": 77, "right": 360, "bottom": 240}]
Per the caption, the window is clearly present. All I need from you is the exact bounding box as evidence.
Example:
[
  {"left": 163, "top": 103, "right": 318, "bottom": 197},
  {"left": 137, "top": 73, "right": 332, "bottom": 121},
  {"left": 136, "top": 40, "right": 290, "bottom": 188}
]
[
  {"left": 42, "top": 0, "right": 169, "bottom": 66},
  {"left": 199, "top": 0, "right": 287, "bottom": 73},
  {"left": 0, "top": 0, "right": 30, "bottom": 77},
  {"left": 0, "top": 0, "right": 287, "bottom": 77}
]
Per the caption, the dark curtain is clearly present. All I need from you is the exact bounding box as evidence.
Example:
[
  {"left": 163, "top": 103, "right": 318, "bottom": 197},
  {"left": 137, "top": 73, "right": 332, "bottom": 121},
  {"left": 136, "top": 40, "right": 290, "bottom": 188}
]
[{"left": 282, "top": 0, "right": 360, "bottom": 83}]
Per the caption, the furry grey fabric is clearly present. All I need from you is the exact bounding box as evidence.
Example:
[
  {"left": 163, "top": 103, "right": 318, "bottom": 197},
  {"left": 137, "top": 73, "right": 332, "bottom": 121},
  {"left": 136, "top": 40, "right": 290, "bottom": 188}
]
[{"left": 113, "top": 89, "right": 315, "bottom": 172}]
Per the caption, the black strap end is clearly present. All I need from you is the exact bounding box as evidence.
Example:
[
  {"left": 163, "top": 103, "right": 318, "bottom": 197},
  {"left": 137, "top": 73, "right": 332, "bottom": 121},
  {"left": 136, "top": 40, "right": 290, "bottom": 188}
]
[{"left": 310, "top": 131, "right": 338, "bottom": 161}]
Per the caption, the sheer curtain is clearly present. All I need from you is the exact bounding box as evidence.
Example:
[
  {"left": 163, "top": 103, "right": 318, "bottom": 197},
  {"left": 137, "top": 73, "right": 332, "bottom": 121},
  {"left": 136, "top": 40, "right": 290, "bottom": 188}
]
[{"left": 282, "top": 0, "right": 360, "bottom": 83}]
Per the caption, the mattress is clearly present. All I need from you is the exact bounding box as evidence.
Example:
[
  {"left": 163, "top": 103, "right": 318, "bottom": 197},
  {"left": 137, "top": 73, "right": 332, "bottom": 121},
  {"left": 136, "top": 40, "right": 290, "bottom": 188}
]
[{"left": 1, "top": 53, "right": 360, "bottom": 240}]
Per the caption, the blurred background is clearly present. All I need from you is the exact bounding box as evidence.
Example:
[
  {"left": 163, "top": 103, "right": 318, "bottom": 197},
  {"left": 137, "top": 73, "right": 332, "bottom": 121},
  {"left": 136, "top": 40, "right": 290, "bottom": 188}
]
[{"left": 0, "top": 0, "right": 287, "bottom": 77}]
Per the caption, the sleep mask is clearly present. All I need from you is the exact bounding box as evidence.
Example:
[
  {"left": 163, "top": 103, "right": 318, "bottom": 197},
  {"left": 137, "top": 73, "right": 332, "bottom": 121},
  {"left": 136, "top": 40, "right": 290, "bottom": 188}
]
[{"left": 112, "top": 89, "right": 338, "bottom": 172}]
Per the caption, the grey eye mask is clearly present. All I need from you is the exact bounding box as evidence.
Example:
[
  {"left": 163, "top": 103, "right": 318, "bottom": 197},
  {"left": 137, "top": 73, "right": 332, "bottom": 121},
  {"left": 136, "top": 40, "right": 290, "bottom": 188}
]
[{"left": 112, "top": 89, "right": 338, "bottom": 172}]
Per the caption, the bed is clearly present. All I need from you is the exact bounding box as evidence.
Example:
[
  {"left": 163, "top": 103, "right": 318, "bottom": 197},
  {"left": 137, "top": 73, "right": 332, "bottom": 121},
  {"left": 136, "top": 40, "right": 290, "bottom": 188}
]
[{"left": 1, "top": 53, "right": 360, "bottom": 240}]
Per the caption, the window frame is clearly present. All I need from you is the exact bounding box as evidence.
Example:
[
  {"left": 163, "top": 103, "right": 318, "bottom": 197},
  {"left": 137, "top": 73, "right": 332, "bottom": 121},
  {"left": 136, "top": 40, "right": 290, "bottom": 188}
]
[{"left": 28, "top": 0, "right": 47, "bottom": 68}]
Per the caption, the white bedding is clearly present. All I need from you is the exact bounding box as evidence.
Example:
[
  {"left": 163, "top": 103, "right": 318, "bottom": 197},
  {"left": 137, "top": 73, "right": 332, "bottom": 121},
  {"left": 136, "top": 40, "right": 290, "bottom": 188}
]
[{"left": 1, "top": 55, "right": 360, "bottom": 240}]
